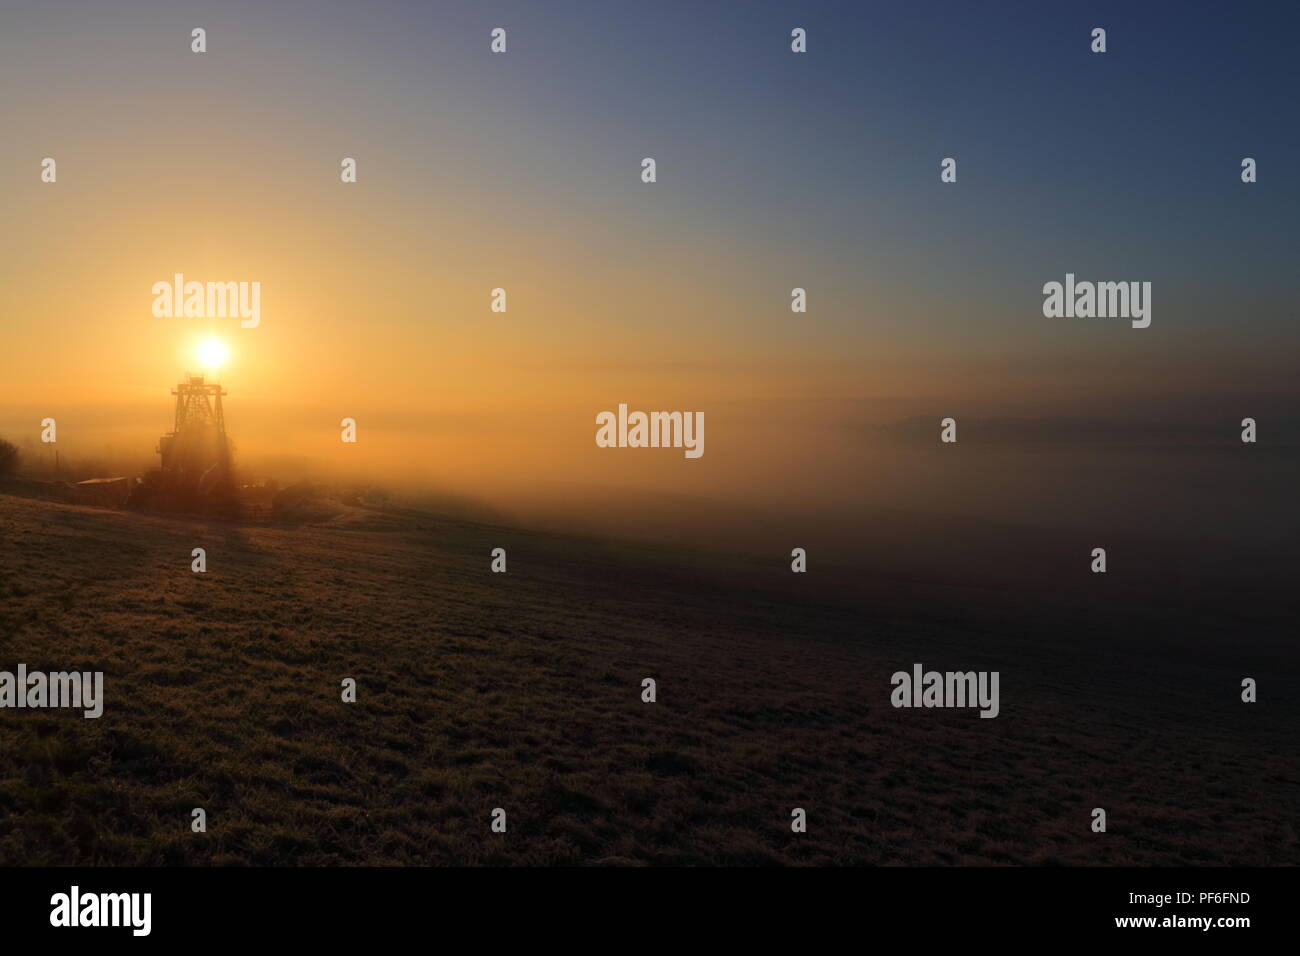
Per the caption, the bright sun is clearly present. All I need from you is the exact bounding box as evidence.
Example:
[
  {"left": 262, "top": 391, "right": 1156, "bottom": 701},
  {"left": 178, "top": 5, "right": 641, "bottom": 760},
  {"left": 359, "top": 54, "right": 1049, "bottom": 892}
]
[{"left": 196, "top": 338, "right": 230, "bottom": 370}]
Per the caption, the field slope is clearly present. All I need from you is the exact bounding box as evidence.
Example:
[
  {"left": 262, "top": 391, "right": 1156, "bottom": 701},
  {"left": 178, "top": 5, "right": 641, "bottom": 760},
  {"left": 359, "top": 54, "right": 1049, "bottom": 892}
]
[{"left": 0, "top": 491, "right": 1296, "bottom": 865}]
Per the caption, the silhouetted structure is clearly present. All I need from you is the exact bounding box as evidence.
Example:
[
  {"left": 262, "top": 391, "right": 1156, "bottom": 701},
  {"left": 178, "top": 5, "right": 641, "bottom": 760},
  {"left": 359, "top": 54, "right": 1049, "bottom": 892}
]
[
  {"left": 130, "top": 373, "right": 235, "bottom": 510},
  {"left": 158, "top": 374, "right": 229, "bottom": 491}
]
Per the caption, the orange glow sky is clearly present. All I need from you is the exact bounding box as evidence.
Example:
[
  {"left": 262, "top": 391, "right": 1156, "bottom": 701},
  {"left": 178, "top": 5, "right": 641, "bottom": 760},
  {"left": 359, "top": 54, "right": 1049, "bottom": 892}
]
[{"left": 3, "top": 1, "right": 1297, "bottom": 557}]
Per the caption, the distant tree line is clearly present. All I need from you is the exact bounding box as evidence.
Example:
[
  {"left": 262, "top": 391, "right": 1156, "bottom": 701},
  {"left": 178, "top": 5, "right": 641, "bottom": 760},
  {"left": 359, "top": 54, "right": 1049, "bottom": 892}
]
[{"left": 0, "top": 438, "right": 18, "bottom": 475}]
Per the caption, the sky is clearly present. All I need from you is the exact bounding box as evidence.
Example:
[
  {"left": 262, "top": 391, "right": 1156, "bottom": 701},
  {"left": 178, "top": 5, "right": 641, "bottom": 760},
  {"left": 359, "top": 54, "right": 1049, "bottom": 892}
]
[{"left": 2, "top": 0, "right": 1297, "bottom": 560}]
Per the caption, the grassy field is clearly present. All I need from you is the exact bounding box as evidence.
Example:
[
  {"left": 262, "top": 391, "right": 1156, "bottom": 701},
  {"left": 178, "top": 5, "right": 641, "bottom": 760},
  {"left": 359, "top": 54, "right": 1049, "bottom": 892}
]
[{"left": 0, "top": 489, "right": 1296, "bottom": 865}]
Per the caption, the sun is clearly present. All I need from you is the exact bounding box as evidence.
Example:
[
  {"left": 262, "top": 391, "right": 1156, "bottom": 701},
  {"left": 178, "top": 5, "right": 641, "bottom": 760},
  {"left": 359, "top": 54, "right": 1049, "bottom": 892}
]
[{"left": 196, "top": 337, "right": 230, "bottom": 371}]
